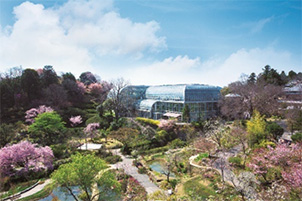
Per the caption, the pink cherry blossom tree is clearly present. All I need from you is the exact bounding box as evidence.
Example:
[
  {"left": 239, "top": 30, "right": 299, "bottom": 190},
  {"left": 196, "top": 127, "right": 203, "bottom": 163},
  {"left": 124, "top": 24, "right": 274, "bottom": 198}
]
[
  {"left": 69, "top": 115, "right": 83, "bottom": 127},
  {"left": 77, "top": 81, "right": 86, "bottom": 94},
  {"left": 158, "top": 119, "right": 176, "bottom": 132},
  {"left": 83, "top": 123, "right": 100, "bottom": 149},
  {"left": 88, "top": 83, "right": 103, "bottom": 96},
  {"left": 84, "top": 123, "right": 100, "bottom": 139},
  {"left": 248, "top": 143, "right": 302, "bottom": 192},
  {"left": 0, "top": 141, "right": 54, "bottom": 179}
]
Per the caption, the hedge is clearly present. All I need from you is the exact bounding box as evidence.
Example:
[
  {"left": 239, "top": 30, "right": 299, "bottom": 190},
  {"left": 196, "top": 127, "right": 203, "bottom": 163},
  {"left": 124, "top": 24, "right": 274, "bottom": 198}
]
[{"left": 135, "top": 117, "right": 160, "bottom": 127}]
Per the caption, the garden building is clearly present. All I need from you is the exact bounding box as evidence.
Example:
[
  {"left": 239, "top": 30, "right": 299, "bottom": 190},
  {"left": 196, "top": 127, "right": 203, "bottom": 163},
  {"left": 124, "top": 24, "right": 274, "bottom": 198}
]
[{"left": 123, "top": 84, "right": 221, "bottom": 122}]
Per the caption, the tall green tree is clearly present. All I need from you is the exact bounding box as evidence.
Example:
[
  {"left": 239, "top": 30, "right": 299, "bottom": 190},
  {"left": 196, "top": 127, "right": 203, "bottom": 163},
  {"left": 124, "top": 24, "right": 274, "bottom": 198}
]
[
  {"left": 0, "top": 123, "right": 16, "bottom": 148},
  {"left": 288, "top": 70, "right": 297, "bottom": 80},
  {"left": 182, "top": 104, "right": 190, "bottom": 122},
  {"left": 0, "top": 67, "right": 22, "bottom": 112},
  {"left": 41, "top": 65, "right": 58, "bottom": 87},
  {"left": 28, "top": 112, "right": 66, "bottom": 146},
  {"left": 79, "top": 71, "right": 97, "bottom": 85},
  {"left": 21, "top": 68, "right": 41, "bottom": 102},
  {"left": 248, "top": 72, "right": 257, "bottom": 84},
  {"left": 62, "top": 72, "right": 76, "bottom": 82},
  {"left": 51, "top": 153, "right": 121, "bottom": 201},
  {"left": 260, "top": 65, "right": 283, "bottom": 85}
]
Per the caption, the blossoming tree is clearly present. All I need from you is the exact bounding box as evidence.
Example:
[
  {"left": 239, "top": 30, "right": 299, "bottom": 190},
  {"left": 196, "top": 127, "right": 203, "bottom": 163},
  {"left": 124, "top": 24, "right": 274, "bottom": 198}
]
[
  {"left": 0, "top": 141, "right": 54, "bottom": 179},
  {"left": 248, "top": 143, "right": 302, "bottom": 198},
  {"left": 69, "top": 115, "right": 83, "bottom": 127}
]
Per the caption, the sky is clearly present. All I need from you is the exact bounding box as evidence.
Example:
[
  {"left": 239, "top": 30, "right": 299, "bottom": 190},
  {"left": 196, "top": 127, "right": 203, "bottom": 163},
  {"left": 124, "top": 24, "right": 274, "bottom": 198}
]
[{"left": 0, "top": 0, "right": 301, "bottom": 87}]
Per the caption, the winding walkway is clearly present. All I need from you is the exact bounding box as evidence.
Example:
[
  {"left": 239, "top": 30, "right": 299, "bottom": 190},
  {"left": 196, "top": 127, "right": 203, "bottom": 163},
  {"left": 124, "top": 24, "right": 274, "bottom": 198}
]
[
  {"left": 110, "top": 149, "right": 160, "bottom": 195},
  {"left": 17, "top": 179, "right": 51, "bottom": 200},
  {"left": 189, "top": 145, "right": 242, "bottom": 185}
]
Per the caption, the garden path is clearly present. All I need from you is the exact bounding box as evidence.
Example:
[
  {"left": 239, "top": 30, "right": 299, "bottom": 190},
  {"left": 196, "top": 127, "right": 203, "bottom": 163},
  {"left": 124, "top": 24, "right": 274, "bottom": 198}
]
[
  {"left": 189, "top": 145, "right": 242, "bottom": 185},
  {"left": 110, "top": 149, "right": 161, "bottom": 195},
  {"left": 17, "top": 179, "right": 51, "bottom": 200}
]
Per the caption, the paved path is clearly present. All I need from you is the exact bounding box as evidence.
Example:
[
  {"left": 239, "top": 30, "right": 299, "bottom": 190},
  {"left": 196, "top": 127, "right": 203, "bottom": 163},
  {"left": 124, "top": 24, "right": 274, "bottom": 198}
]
[
  {"left": 78, "top": 143, "right": 102, "bottom": 150},
  {"left": 17, "top": 179, "right": 51, "bottom": 200},
  {"left": 111, "top": 149, "right": 160, "bottom": 195}
]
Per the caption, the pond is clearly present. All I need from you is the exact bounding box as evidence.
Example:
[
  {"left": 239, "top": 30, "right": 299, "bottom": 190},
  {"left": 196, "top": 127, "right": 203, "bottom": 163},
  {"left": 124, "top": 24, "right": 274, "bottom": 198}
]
[
  {"left": 40, "top": 186, "right": 121, "bottom": 201},
  {"left": 39, "top": 186, "right": 80, "bottom": 201},
  {"left": 148, "top": 161, "right": 175, "bottom": 177}
]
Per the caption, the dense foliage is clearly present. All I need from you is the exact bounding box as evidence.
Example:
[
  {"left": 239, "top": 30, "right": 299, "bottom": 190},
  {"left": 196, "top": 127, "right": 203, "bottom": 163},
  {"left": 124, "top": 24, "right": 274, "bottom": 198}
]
[
  {"left": 51, "top": 153, "right": 121, "bottom": 201},
  {"left": 28, "top": 112, "right": 66, "bottom": 146}
]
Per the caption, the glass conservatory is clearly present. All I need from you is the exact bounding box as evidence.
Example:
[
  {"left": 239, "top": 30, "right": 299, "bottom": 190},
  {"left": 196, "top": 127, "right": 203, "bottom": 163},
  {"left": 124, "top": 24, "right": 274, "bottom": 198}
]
[{"left": 123, "top": 84, "right": 221, "bottom": 121}]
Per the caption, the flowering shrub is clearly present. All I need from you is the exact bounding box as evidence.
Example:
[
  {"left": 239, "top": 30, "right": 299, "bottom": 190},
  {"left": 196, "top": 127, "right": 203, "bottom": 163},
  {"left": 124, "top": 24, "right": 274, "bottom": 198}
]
[
  {"left": 76, "top": 81, "right": 86, "bottom": 94},
  {"left": 69, "top": 115, "right": 83, "bottom": 127},
  {"left": 25, "top": 105, "right": 53, "bottom": 124},
  {"left": 84, "top": 123, "right": 100, "bottom": 139},
  {"left": 158, "top": 119, "right": 176, "bottom": 131},
  {"left": 88, "top": 83, "right": 103, "bottom": 96},
  {"left": 0, "top": 141, "right": 54, "bottom": 178},
  {"left": 125, "top": 177, "right": 147, "bottom": 200},
  {"left": 248, "top": 143, "right": 302, "bottom": 190}
]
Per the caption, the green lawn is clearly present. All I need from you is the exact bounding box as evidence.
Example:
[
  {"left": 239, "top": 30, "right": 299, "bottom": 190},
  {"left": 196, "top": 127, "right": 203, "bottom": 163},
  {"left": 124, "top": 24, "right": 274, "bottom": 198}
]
[{"left": 183, "top": 176, "right": 215, "bottom": 199}]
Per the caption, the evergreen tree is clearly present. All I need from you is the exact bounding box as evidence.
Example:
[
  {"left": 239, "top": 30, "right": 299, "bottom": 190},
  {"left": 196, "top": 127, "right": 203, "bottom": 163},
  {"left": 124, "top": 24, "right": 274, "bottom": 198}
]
[
  {"left": 182, "top": 104, "right": 190, "bottom": 122},
  {"left": 21, "top": 68, "right": 41, "bottom": 101},
  {"left": 248, "top": 72, "right": 256, "bottom": 84},
  {"left": 41, "top": 65, "right": 59, "bottom": 87}
]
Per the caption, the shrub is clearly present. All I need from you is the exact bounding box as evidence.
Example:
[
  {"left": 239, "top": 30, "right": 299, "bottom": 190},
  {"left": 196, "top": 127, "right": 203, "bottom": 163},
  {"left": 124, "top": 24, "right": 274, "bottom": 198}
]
[
  {"left": 228, "top": 156, "right": 242, "bottom": 167},
  {"left": 50, "top": 144, "right": 69, "bottom": 159},
  {"left": 170, "top": 179, "right": 179, "bottom": 190},
  {"left": 291, "top": 132, "right": 302, "bottom": 143},
  {"left": 254, "top": 140, "right": 276, "bottom": 148},
  {"left": 169, "top": 139, "right": 186, "bottom": 149},
  {"left": 136, "top": 117, "right": 160, "bottom": 127},
  {"left": 266, "top": 122, "right": 284, "bottom": 140},
  {"left": 138, "top": 146, "right": 169, "bottom": 155},
  {"left": 194, "top": 153, "right": 209, "bottom": 162},
  {"left": 138, "top": 167, "right": 148, "bottom": 174},
  {"left": 85, "top": 114, "right": 102, "bottom": 125},
  {"left": 159, "top": 180, "right": 171, "bottom": 190},
  {"left": 104, "top": 155, "right": 122, "bottom": 164}
]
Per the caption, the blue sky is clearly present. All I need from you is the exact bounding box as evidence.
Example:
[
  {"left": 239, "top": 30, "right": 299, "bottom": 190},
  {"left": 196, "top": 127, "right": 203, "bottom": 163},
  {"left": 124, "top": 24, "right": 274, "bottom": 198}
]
[{"left": 0, "top": 0, "right": 301, "bottom": 86}]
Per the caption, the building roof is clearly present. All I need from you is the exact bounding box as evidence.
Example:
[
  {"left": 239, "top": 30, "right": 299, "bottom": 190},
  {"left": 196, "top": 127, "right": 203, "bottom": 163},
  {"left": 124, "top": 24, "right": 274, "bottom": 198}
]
[
  {"left": 136, "top": 99, "right": 158, "bottom": 111},
  {"left": 145, "top": 84, "right": 221, "bottom": 102},
  {"left": 163, "top": 112, "right": 181, "bottom": 118},
  {"left": 146, "top": 85, "right": 185, "bottom": 101},
  {"left": 225, "top": 93, "right": 241, "bottom": 98}
]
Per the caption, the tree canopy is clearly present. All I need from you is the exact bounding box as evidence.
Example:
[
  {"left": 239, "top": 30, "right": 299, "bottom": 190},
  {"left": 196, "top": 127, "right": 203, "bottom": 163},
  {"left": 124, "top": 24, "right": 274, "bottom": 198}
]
[
  {"left": 28, "top": 111, "right": 66, "bottom": 146},
  {"left": 51, "top": 153, "right": 121, "bottom": 201},
  {"left": 0, "top": 141, "right": 53, "bottom": 179}
]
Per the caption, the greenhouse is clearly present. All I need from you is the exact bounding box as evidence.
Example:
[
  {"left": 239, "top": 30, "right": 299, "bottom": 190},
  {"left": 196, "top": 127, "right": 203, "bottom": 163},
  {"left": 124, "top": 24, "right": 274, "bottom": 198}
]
[{"left": 124, "top": 84, "right": 221, "bottom": 121}]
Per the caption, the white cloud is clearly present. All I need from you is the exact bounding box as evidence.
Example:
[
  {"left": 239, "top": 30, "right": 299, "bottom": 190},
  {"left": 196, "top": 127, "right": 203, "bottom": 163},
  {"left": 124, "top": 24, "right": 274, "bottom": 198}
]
[
  {"left": 251, "top": 16, "right": 274, "bottom": 33},
  {"left": 0, "top": 0, "right": 166, "bottom": 75},
  {"left": 238, "top": 16, "right": 274, "bottom": 34},
  {"left": 126, "top": 47, "right": 296, "bottom": 87},
  {"left": 125, "top": 55, "right": 201, "bottom": 85}
]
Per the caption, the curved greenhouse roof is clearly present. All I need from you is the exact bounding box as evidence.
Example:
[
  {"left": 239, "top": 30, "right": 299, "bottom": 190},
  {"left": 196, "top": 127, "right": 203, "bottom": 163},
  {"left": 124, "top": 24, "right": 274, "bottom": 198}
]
[
  {"left": 146, "top": 84, "right": 185, "bottom": 101},
  {"left": 145, "top": 84, "right": 221, "bottom": 102},
  {"left": 137, "top": 99, "right": 158, "bottom": 111}
]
